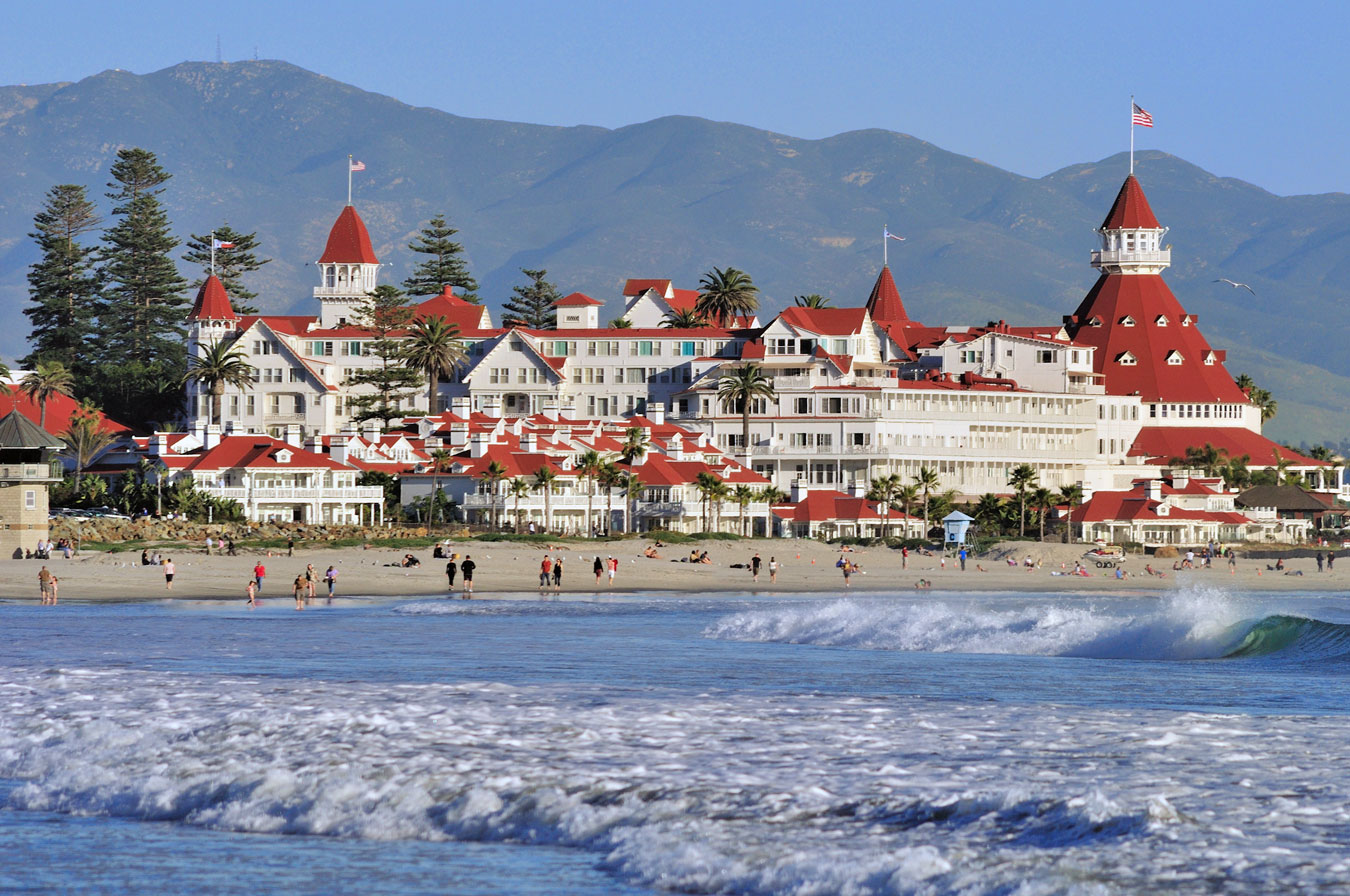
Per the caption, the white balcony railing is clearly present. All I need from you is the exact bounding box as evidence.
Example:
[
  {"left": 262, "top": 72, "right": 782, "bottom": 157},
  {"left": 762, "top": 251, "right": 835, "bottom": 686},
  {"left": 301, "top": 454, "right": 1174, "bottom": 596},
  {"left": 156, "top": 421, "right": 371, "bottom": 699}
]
[
  {"left": 0, "top": 464, "right": 59, "bottom": 481},
  {"left": 1091, "top": 249, "right": 1171, "bottom": 266},
  {"left": 199, "top": 486, "right": 383, "bottom": 502}
]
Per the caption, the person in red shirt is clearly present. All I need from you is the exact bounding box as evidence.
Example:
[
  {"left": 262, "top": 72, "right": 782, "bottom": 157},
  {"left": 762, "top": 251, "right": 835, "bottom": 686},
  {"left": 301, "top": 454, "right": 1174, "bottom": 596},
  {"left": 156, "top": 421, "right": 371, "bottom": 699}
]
[
  {"left": 253, "top": 562, "right": 266, "bottom": 593},
  {"left": 540, "top": 555, "right": 552, "bottom": 590}
]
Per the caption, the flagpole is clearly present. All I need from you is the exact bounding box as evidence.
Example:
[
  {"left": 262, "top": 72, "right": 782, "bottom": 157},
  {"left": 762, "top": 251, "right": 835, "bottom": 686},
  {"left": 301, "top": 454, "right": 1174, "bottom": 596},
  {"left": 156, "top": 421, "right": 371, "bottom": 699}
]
[
  {"left": 347, "top": 154, "right": 353, "bottom": 205},
  {"left": 1129, "top": 95, "right": 1135, "bottom": 175},
  {"left": 210, "top": 230, "right": 216, "bottom": 277},
  {"left": 883, "top": 225, "right": 888, "bottom": 267}
]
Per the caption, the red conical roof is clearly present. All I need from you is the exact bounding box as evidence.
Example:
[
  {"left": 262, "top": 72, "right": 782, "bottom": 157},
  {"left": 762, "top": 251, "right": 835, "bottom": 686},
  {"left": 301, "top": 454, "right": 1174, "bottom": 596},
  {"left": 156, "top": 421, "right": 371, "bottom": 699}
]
[
  {"left": 318, "top": 205, "right": 379, "bottom": 264},
  {"left": 188, "top": 275, "right": 239, "bottom": 322},
  {"left": 1068, "top": 273, "right": 1248, "bottom": 403},
  {"left": 1100, "top": 175, "right": 1160, "bottom": 230},
  {"left": 864, "top": 265, "right": 911, "bottom": 324}
]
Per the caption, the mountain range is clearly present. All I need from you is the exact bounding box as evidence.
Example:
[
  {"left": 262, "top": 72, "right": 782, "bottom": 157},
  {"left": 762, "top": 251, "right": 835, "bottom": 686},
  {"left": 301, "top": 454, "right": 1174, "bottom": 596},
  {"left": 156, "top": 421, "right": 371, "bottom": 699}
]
[{"left": 0, "top": 60, "right": 1344, "bottom": 444}]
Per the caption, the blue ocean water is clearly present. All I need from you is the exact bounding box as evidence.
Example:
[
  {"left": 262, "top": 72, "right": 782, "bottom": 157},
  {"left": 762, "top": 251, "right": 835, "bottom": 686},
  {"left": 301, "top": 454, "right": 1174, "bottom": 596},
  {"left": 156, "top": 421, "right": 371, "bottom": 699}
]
[{"left": 3, "top": 584, "right": 1350, "bottom": 894}]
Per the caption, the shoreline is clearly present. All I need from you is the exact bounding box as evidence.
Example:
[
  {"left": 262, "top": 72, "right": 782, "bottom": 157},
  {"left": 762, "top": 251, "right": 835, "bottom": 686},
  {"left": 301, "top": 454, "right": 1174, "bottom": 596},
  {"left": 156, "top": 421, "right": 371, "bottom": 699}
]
[{"left": 4, "top": 537, "right": 1345, "bottom": 604}]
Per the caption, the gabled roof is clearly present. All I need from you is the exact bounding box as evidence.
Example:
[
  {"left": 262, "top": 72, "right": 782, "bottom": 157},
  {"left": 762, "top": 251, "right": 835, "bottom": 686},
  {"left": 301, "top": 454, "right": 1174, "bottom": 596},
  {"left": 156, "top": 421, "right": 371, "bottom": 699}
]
[
  {"left": 777, "top": 306, "right": 868, "bottom": 336},
  {"left": 0, "top": 410, "right": 63, "bottom": 449},
  {"left": 1127, "top": 426, "right": 1325, "bottom": 468},
  {"left": 864, "top": 266, "right": 913, "bottom": 325},
  {"left": 318, "top": 205, "right": 379, "bottom": 265},
  {"left": 185, "top": 436, "right": 353, "bottom": 473},
  {"left": 623, "top": 279, "right": 673, "bottom": 298},
  {"left": 188, "top": 275, "right": 239, "bottom": 322},
  {"left": 1, "top": 387, "right": 133, "bottom": 436},
  {"left": 1235, "top": 484, "right": 1330, "bottom": 512},
  {"left": 415, "top": 286, "right": 493, "bottom": 332},
  {"left": 771, "top": 490, "right": 887, "bottom": 524},
  {"left": 1100, "top": 174, "right": 1161, "bottom": 230}
]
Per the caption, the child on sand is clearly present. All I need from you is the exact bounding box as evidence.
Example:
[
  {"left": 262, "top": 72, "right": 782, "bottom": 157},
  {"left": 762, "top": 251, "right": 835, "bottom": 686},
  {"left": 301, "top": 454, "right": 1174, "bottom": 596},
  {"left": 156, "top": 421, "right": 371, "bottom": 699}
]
[{"left": 246, "top": 579, "right": 257, "bottom": 606}]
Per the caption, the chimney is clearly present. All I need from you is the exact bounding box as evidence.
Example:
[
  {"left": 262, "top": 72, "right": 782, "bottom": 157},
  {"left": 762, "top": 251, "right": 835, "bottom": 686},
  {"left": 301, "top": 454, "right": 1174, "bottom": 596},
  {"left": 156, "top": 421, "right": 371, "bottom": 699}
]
[
  {"left": 1146, "top": 480, "right": 1163, "bottom": 502},
  {"left": 284, "top": 424, "right": 303, "bottom": 448},
  {"left": 362, "top": 420, "right": 381, "bottom": 441},
  {"left": 483, "top": 396, "right": 502, "bottom": 419},
  {"left": 305, "top": 435, "right": 321, "bottom": 453},
  {"left": 192, "top": 420, "right": 206, "bottom": 444},
  {"left": 470, "top": 432, "right": 492, "bottom": 458},
  {"left": 449, "top": 422, "right": 469, "bottom": 448},
  {"left": 224, "top": 420, "right": 237, "bottom": 435},
  {"left": 791, "top": 478, "right": 810, "bottom": 502},
  {"left": 203, "top": 424, "right": 222, "bottom": 450},
  {"left": 696, "top": 431, "right": 710, "bottom": 449},
  {"left": 522, "top": 432, "right": 538, "bottom": 453},
  {"left": 330, "top": 438, "right": 350, "bottom": 465},
  {"left": 149, "top": 433, "right": 170, "bottom": 457},
  {"left": 648, "top": 402, "right": 665, "bottom": 425},
  {"left": 1173, "top": 469, "right": 1191, "bottom": 490},
  {"left": 849, "top": 478, "right": 867, "bottom": 498},
  {"left": 425, "top": 435, "right": 442, "bottom": 449},
  {"left": 451, "top": 396, "right": 472, "bottom": 419},
  {"left": 669, "top": 436, "right": 685, "bottom": 462},
  {"left": 542, "top": 400, "right": 560, "bottom": 421}
]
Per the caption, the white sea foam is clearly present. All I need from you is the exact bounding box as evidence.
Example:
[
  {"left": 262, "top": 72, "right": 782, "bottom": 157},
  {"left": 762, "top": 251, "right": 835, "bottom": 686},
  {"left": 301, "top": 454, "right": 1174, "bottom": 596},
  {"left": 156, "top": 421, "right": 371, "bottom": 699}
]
[
  {"left": 4, "top": 665, "right": 1350, "bottom": 894},
  {"left": 704, "top": 585, "right": 1257, "bottom": 660}
]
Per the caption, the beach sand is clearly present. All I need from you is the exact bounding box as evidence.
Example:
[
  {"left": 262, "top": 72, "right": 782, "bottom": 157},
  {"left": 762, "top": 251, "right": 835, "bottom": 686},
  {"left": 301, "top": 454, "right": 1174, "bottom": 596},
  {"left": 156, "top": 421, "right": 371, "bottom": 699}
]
[{"left": 5, "top": 538, "right": 1342, "bottom": 603}]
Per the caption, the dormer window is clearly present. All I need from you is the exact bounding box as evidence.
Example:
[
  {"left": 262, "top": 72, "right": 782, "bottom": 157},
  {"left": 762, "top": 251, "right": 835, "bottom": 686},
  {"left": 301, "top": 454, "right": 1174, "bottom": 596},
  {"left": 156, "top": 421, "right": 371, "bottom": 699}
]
[
  {"left": 1088, "top": 316, "right": 1103, "bottom": 327},
  {"left": 1166, "top": 351, "right": 1184, "bottom": 366},
  {"left": 1181, "top": 315, "right": 1192, "bottom": 327},
  {"left": 1155, "top": 315, "right": 1168, "bottom": 327},
  {"left": 1203, "top": 352, "right": 1216, "bottom": 366},
  {"left": 1116, "top": 351, "right": 1137, "bottom": 366},
  {"left": 1120, "top": 315, "right": 1136, "bottom": 327}
]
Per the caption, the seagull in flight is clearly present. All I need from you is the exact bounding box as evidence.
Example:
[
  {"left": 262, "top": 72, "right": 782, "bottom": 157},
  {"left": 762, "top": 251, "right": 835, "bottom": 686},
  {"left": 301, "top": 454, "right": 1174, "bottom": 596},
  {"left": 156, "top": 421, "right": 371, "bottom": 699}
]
[{"left": 1213, "top": 278, "right": 1255, "bottom": 295}]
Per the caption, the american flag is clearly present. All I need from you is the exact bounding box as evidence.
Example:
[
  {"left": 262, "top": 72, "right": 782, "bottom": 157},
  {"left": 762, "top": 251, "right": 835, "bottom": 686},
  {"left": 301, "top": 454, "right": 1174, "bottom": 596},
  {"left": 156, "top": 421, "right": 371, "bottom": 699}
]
[
  {"left": 349, "top": 159, "right": 366, "bottom": 172},
  {"left": 1132, "top": 103, "right": 1154, "bottom": 128},
  {"left": 884, "top": 227, "right": 905, "bottom": 242}
]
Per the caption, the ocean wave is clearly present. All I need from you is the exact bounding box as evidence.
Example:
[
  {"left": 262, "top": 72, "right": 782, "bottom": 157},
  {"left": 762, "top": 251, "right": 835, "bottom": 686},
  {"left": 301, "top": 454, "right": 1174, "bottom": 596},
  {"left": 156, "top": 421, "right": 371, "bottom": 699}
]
[{"left": 705, "top": 587, "right": 1350, "bottom": 664}]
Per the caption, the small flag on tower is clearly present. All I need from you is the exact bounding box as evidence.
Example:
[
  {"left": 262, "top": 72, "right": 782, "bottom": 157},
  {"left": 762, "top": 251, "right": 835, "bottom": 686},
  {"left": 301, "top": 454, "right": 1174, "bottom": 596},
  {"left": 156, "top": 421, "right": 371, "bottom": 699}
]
[
  {"left": 212, "top": 238, "right": 235, "bottom": 249},
  {"left": 349, "top": 159, "right": 367, "bottom": 172},
  {"left": 1131, "top": 103, "right": 1154, "bottom": 128},
  {"left": 884, "top": 228, "right": 905, "bottom": 242}
]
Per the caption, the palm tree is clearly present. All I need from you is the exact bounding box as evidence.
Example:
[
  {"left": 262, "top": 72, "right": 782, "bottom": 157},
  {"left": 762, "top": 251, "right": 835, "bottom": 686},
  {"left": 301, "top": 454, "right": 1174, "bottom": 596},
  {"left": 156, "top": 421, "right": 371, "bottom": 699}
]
[
  {"left": 717, "top": 363, "right": 776, "bottom": 460},
  {"left": 533, "top": 465, "right": 558, "bottom": 533},
  {"left": 1172, "top": 443, "right": 1226, "bottom": 477},
  {"left": 913, "top": 467, "right": 940, "bottom": 542},
  {"left": 1031, "top": 486, "right": 1055, "bottom": 541},
  {"left": 597, "top": 461, "right": 623, "bottom": 536},
  {"left": 896, "top": 483, "right": 920, "bottom": 540},
  {"left": 1250, "top": 387, "right": 1277, "bottom": 423},
  {"left": 508, "top": 477, "right": 532, "bottom": 533},
  {"left": 608, "top": 317, "right": 633, "bottom": 329},
  {"left": 576, "top": 449, "right": 604, "bottom": 535},
  {"left": 181, "top": 343, "right": 253, "bottom": 427},
  {"left": 1222, "top": 454, "right": 1253, "bottom": 490},
  {"left": 405, "top": 315, "right": 466, "bottom": 414},
  {"left": 425, "top": 447, "right": 452, "bottom": 521},
  {"left": 60, "top": 415, "right": 115, "bottom": 490},
  {"left": 710, "top": 480, "right": 731, "bottom": 533},
  {"left": 973, "top": 493, "right": 1005, "bottom": 535},
  {"left": 661, "top": 308, "right": 708, "bottom": 329},
  {"left": 1056, "top": 484, "right": 1084, "bottom": 544},
  {"left": 622, "top": 473, "right": 645, "bottom": 533},
  {"left": 793, "top": 294, "right": 832, "bottom": 309},
  {"left": 695, "top": 267, "right": 759, "bottom": 327},
  {"left": 621, "top": 427, "right": 649, "bottom": 463},
  {"left": 732, "top": 484, "right": 757, "bottom": 535},
  {"left": 1235, "top": 373, "right": 1255, "bottom": 393},
  {"left": 760, "top": 485, "right": 787, "bottom": 506},
  {"left": 867, "top": 473, "right": 903, "bottom": 537},
  {"left": 1008, "top": 463, "right": 1039, "bottom": 537},
  {"left": 695, "top": 471, "right": 723, "bottom": 532},
  {"left": 479, "top": 460, "right": 508, "bottom": 529}
]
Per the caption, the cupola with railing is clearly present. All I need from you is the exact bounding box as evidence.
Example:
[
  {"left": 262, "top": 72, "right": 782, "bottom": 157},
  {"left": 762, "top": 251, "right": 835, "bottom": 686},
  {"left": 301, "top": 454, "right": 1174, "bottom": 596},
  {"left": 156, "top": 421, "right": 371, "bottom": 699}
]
[{"left": 1090, "top": 174, "right": 1170, "bottom": 275}]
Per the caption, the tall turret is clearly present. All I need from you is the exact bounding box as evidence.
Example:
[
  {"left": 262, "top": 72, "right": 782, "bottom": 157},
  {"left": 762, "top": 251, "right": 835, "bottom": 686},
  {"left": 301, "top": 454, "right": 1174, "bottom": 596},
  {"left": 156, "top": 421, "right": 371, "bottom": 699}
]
[
  {"left": 1090, "top": 175, "right": 1170, "bottom": 275},
  {"left": 187, "top": 274, "right": 240, "bottom": 356},
  {"left": 315, "top": 205, "right": 380, "bottom": 328}
]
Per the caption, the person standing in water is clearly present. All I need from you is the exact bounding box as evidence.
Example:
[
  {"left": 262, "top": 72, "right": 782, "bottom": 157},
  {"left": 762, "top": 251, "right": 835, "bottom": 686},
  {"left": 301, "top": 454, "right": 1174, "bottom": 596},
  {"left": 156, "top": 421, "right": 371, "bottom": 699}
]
[
  {"left": 325, "top": 565, "right": 337, "bottom": 599},
  {"left": 246, "top": 579, "right": 258, "bottom": 607},
  {"left": 552, "top": 556, "right": 563, "bottom": 593},
  {"left": 37, "top": 566, "right": 54, "bottom": 604},
  {"left": 459, "top": 555, "right": 476, "bottom": 597}
]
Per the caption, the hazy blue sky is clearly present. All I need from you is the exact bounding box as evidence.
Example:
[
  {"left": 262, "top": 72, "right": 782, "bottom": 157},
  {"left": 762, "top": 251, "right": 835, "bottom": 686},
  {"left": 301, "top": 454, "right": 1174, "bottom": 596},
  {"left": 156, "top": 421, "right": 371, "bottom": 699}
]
[{"left": 3, "top": 0, "right": 1343, "bottom": 195}]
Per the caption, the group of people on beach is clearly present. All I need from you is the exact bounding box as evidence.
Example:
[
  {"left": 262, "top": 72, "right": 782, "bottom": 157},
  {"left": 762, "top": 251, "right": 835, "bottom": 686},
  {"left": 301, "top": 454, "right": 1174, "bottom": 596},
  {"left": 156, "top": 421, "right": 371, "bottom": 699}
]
[
  {"left": 241, "top": 560, "right": 338, "bottom": 610},
  {"left": 443, "top": 553, "right": 475, "bottom": 597}
]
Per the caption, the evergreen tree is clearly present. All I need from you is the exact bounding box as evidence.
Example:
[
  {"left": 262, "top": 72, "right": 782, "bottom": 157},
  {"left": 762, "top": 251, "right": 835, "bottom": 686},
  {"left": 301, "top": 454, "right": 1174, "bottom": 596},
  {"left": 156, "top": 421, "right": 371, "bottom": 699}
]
[
  {"left": 182, "top": 224, "right": 270, "bottom": 315},
  {"left": 92, "top": 148, "right": 189, "bottom": 425},
  {"left": 344, "top": 285, "right": 422, "bottom": 428},
  {"left": 22, "top": 185, "right": 101, "bottom": 373},
  {"left": 403, "top": 214, "right": 479, "bottom": 302},
  {"left": 501, "top": 268, "right": 561, "bottom": 330}
]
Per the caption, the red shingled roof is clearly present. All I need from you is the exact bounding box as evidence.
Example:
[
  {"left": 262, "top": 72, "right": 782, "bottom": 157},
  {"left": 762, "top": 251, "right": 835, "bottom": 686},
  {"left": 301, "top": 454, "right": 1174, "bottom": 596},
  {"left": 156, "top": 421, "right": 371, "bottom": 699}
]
[
  {"left": 185, "top": 436, "right": 353, "bottom": 473},
  {"left": 188, "top": 275, "right": 238, "bottom": 322},
  {"left": 1127, "top": 426, "right": 1325, "bottom": 468},
  {"left": 772, "top": 490, "right": 888, "bottom": 524},
  {"left": 1, "top": 387, "right": 132, "bottom": 436},
  {"left": 1068, "top": 273, "right": 1248, "bottom": 403},
  {"left": 1100, "top": 175, "right": 1161, "bottom": 230},
  {"left": 777, "top": 306, "right": 868, "bottom": 336},
  {"left": 864, "top": 266, "right": 913, "bottom": 325},
  {"left": 318, "top": 205, "right": 379, "bottom": 264},
  {"left": 415, "top": 286, "right": 492, "bottom": 332},
  {"left": 554, "top": 292, "right": 603, "bottom": 307},
  {"left": 623, "top": 279, "right": 673, "bottom": 298}
]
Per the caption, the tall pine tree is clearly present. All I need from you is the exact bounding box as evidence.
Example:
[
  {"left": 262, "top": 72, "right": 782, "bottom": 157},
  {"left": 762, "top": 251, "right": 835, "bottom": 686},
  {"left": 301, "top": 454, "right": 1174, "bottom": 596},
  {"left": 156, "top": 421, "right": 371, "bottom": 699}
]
[
  {"left": 344, "top": 285, "right": 423, "bottom": 429},
  {"left": 501, "top": 268, "right": 561, "bottom": 330},
  {"left": 22, "top": 184, "right": 101, "bottom": 374},
  {"left": 182, "top": 224, "right": 270, "bottom": 315},
  {"left": 93, "top": 148, "right": 189, "bottom": 427},
  {"left": 403, "top": 214, "right": 479, "bottom": 302}
]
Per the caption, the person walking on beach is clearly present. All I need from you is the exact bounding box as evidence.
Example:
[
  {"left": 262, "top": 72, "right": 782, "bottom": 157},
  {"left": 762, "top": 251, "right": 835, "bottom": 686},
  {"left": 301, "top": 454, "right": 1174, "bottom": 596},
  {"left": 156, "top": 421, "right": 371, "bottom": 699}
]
[
  {"left": 1329, "top": 551, "right": 1336, "bottom": 570},
  {"left": 205, "top": 535, "right": 213, "bottom": 556},
  {"left": 253, "top": 561, "right": 266, "bottom": 593},
  {"left": 163, "top": 558, "right": 175, "bottom": 591},
  {"left": 751, "top": 553, "right": 762, "bottom": 582},
  {"left": 445, "top": 557, "right": 457, "bottom": 592},
  {"left": 540, "top": 555, "right": 552, "bottom": 590},
  {"left": 287, "top": 538, "right": 295, "bottom": 557},
  {"left": 607, "top": 555, "right": 618, "bottom": 587},
  {"left": 246, "top": 579, "right": 257, "bottom": 606},
  {"left": 769, "top": 556, "right": 779, "bottom": 584},
  {"left": 593, "top": 556, "right": 604, "bottom": 587},
  {"left": 552, "top": 556, "right": 563, "bottom": 592},
  {"left": 1318, "top": 552, "right": 1325, "bottom": 572},
  {"left": 840, "top": 558, "right": 854, "bottom": 588},
  {"left": 37, "top": 565, "right": 53, "bottom": 604},
  {"left": 292, "top": 574, "right": 306, "bottom": 610},
  {"left": 958, "top": 546, "right": 967, "bottom": 571},
  {"left": 460, "top": 555, "right": 476, "bottom": 597},
  {"left": 325, "top": 565, "right": 337, "bottom": 599},
  {"left": 901, "top": 546, "right": 908, "bottom": 570}
]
